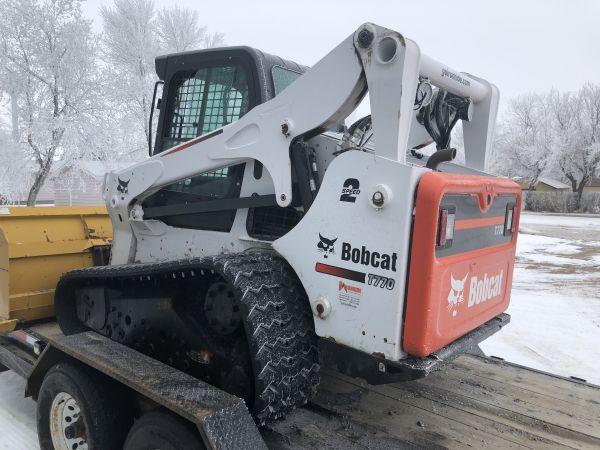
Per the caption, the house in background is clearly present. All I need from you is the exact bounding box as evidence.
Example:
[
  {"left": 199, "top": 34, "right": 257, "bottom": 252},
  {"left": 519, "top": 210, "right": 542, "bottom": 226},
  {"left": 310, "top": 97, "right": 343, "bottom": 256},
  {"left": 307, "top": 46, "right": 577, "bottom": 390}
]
[
  {"left": 8, "top": 160, "right": 134, "bottom": 206},
  {"left": 583, "top": 178, "right": 600, "bottom": 193},
  {"left": 51, "top": 160, "right": 134, "bottom": 206},
  {"left": 513, "top": 177, "right": 570, "bottom": 192},
  {"left": 6, "top": 175, "right": 55, "bottom": 205},
  {"left": 31, "top": 182, "right": 55, "bottom": 205}
]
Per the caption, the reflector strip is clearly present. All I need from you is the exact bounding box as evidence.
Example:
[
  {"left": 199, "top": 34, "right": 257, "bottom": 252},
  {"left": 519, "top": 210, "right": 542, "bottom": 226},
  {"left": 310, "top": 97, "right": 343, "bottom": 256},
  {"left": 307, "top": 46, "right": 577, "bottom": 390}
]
[
  {"left": 455, "top": 215, "right": 505, "bottom": 231},
  {"left": 8, "top": 330, "right": 38, "bottom": 348},
  {"left": 315, "top": 263, "right": 366, "bottom": 283},
  {"left": 160, "top": 128, "right": 223, "bottom": 157}
]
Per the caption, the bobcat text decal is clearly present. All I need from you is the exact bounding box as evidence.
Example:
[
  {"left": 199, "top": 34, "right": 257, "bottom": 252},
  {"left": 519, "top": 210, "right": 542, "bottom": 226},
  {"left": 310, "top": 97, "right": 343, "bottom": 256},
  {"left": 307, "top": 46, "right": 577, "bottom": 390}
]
[
  {"left": 341, "top": 242, "right": 398, "bottom": 271},
  {"left": 468, "top": 271, "right": 504, "bottom": 307},
  {"left": 447, "top": 270, "right": 504, "bottom": 316}
]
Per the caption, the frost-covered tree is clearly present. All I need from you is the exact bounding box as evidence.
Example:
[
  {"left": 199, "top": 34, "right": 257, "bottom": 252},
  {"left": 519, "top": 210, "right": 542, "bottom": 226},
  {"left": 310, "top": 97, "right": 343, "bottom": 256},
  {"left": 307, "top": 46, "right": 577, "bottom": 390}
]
[
  {"left": 156, "top": 5, "right": 224, "bottom": 54},
  {"left": 555, "top": 83, "right": 600, "bottom": 203},
  {"left": 492, "top": 93, "right": 555, "bottom": 189},
  {"left": 491, "top": 83, "right": 600, "bottom": 207},
  {"left": 0, "top": 126, "right": 26, "bottom": 203},
  {"left": 0, "top": 0, "right": 103, "bottom": 205},
  {"left": 101, "top": 0, "right": 157, "bottom": 152},
  {"left": 101, "top": 1, "right": 224, "bottom": 157}
]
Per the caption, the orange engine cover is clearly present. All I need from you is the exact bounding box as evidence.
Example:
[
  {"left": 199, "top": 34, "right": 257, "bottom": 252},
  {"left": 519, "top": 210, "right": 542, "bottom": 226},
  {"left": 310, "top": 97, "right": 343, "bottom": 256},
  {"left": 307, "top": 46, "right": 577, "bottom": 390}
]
[{"left": 403, "top": 172, "right": 521, "bottom": 357}]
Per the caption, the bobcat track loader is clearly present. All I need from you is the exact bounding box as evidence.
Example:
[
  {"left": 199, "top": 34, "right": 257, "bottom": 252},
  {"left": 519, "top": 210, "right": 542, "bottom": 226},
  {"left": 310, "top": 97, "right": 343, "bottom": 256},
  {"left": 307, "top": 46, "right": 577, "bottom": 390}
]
[{"left": 54, "top": 23, "right": 521, "bottom": 424}]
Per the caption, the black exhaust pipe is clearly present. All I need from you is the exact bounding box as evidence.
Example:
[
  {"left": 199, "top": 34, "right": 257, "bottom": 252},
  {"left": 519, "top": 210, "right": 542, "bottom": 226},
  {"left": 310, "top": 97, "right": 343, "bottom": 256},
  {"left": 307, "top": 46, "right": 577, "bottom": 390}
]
[{"left": 426, "top": 148, "right": 457, "bottom": 170}]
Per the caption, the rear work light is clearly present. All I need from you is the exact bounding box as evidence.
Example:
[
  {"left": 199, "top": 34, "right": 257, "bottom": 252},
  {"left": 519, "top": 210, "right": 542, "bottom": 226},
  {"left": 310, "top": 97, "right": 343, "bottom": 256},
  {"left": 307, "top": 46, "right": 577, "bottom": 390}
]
[
  {"left": 504, "top": 204, "right": 517, "bottom": 235},
  {"left": 437, "top": 207, "right": 456, "bottom": 248}
]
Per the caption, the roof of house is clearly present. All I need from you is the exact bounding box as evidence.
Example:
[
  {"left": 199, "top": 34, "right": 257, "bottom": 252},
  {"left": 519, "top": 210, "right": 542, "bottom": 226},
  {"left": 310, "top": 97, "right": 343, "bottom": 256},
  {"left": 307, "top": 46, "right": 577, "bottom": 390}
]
[
  {"left": 512, "top": 176, "right": 570, "bottom": 189},
  {"left": 52, "top": 160, "right": 136, "bottom": 180},
  {"left": 538, "top": 177, "right": 570, "bottom": 189}
]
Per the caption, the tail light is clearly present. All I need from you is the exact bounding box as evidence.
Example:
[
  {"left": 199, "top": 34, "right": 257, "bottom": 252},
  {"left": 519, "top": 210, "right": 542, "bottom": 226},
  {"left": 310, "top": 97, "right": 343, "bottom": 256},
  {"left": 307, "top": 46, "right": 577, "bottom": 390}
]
[
  {"left": 504, "top": 204, "right": 517, "bottom": 235},
  {"left": 437, "top": 207, "right": 456, "bottom": 248}
]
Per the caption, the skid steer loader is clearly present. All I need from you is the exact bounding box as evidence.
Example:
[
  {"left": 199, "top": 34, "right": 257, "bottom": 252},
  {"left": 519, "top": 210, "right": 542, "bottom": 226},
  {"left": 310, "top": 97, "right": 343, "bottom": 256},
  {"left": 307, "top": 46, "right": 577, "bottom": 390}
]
[{"left": 54, "top": 23, "right": 521, "bottom": 424}]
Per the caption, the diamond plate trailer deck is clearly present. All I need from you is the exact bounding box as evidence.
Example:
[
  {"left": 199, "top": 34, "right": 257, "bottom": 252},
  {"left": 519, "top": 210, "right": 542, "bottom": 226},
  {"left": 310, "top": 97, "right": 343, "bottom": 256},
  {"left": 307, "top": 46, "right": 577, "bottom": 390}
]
[{"left": 1, "top": 321, "right": 599, "bottom": 449}]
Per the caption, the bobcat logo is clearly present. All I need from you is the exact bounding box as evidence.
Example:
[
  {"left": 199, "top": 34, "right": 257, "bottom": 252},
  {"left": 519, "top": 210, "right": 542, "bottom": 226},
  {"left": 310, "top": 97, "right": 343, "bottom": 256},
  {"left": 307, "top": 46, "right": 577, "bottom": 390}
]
[
  {"left": 117, "top": 177, "right": 130, "bottom": 195},
  {"left": 447, "top": 273, "right": 468, "bottom": 317},
  {"left": 317, "top": 234, "right": 337, "bottom": 258}
]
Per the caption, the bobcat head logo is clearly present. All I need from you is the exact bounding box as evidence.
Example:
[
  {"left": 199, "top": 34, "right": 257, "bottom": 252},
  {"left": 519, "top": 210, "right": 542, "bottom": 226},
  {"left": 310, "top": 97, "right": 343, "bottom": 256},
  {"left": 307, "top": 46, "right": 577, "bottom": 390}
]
[
  {"left": 317, "top": 234, "right": 337, "bottom": 258},
  {"left": 447, "top": 272, "right": 468, "bottom": 317},
  {"left": 117, "top": 177, "right": 130, "bottom": 195}
]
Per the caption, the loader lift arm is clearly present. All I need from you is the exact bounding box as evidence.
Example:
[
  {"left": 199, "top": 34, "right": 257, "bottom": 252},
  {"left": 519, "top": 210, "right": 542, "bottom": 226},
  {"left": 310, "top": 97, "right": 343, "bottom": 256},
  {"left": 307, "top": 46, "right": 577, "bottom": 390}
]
[{"left": 106, "top": 23, "right": 498, "bottom": 265}]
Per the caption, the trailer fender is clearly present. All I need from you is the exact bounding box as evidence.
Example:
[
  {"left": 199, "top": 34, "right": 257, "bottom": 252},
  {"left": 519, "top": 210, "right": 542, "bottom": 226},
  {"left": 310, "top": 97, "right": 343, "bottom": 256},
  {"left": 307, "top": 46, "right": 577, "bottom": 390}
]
[{"left": 26, "top": 331, "right": 267, "bottom": 450}]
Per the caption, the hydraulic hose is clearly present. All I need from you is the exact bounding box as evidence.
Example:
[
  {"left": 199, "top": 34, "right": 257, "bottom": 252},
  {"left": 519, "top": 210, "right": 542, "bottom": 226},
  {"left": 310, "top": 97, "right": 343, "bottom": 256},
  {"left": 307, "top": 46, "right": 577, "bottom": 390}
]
[{"left": 426, "top": 148, "right": 457, "bottom": 170}]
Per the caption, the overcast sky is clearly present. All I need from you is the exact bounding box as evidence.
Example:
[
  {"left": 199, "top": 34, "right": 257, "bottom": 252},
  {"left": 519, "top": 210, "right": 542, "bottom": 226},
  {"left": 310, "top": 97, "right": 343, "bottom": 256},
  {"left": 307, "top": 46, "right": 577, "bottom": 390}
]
[{"left": 81, "top": 0, "right": 600, "bottom": 107}]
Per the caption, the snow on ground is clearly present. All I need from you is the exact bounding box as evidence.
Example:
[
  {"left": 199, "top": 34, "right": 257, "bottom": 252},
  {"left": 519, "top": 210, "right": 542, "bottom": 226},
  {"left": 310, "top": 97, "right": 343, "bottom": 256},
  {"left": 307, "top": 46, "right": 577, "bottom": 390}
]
[
  {"left": 481, "top": 212, "right": 600, "bottom": 385},
  {"left": 517, "top": 212, "right": 600, "bottom": 229},
  {"left": 0, "top": 212, "right": 598, "bottom": 448},
  {"left": 0, "top": 371, "right": 38, "bottom": 449}
]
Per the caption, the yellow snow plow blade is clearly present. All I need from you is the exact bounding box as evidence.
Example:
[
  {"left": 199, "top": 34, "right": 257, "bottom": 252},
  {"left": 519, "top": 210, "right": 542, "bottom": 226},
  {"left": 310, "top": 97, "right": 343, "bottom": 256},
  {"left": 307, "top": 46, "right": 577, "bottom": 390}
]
[{"left": 0, "top": 206, "right": 111, "bottom": 332}]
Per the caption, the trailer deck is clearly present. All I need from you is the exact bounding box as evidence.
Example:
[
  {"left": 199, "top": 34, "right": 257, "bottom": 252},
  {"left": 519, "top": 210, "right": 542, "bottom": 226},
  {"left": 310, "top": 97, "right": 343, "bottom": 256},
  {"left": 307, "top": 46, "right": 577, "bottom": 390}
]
[
  {"left": 309, "top": 360, "right": 600, "bottom": 449},
  {"left": 1, "top": 321, "right": 599, "bottom": 449}
]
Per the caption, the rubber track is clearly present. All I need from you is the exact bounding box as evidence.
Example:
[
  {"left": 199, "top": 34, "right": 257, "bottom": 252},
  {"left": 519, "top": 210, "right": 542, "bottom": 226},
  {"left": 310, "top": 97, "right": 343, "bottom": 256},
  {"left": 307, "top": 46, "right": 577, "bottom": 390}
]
[{"left": 55, "top": 250, "right": 321, "bottom": 424}]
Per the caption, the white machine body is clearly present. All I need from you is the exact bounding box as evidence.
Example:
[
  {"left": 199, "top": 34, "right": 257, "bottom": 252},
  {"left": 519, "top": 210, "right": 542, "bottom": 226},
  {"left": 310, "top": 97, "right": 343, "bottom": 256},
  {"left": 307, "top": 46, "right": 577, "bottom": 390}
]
[
  {"left": 274, "top": 151, "right": 426, "bottom": 360},
  {"left": 103, "top": 23, "right": 501, "bottom": 362}
]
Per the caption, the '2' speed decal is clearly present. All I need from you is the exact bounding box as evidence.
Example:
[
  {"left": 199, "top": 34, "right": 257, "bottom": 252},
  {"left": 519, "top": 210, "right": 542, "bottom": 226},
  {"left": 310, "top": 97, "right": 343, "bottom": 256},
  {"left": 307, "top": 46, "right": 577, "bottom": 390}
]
[{"left": 340, "top": 178, "right": 360, "bottom": 203}]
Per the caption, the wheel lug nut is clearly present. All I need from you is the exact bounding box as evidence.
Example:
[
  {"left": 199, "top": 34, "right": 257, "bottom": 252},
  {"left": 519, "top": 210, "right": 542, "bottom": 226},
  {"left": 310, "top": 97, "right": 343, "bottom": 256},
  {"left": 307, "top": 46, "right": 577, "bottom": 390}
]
[{"left": 64, "top": 425, "right": 75, "bottom": 439}]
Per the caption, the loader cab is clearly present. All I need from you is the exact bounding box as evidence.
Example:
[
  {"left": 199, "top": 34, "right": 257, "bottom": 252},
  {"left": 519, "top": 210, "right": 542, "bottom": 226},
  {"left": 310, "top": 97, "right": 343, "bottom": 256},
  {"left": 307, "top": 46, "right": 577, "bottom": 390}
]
[
  {"left": 142, "top": 47, "right": 307, "bottom": 235},
  {"left": 152, "top": 47, "right": 306, "bottom": 155}
]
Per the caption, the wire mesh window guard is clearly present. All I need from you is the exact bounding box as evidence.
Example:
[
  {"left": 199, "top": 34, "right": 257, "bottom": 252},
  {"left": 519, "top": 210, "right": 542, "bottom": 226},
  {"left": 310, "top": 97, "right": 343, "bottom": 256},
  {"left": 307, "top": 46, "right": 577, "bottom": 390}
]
[
  {"left": 165, "top": 64, "right": 250, "bottom": 148},
  {"left": 158, "top": 64, "right": 249, "bottom": 197}
]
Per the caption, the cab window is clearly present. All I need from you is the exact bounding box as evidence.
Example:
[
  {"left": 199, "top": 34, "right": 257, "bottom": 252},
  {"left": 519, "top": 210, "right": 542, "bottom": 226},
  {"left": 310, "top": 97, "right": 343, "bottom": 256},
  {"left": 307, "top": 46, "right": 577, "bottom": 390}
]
[
  {"left": 163, "top": 64, "right": 250, "bottom": 149},
  {"left": 272, "top": 66, "right": 302, "bottom": 95},
  {"left": 142, "top": 164, "right": 246, "bottom": 232}
]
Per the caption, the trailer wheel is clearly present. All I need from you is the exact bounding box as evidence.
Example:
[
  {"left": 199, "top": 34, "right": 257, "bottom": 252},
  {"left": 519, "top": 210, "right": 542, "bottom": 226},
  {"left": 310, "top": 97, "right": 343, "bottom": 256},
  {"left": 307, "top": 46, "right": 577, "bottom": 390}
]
[
  {"left": 123, "top": 410, "right": 204, "bottom": 450},
  {"left": 37, "top": 362, "right": 131, "bottom": 450}
]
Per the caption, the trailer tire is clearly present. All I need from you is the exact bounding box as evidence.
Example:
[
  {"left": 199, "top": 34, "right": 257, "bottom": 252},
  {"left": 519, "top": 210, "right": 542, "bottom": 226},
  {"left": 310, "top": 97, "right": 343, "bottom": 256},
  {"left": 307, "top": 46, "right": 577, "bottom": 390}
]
[
  {"left": 37, "top": 361, "right": 131, "bottom": 450},
  {"left": 123, "top": 410, "right": 204, "bottom": 450}
]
